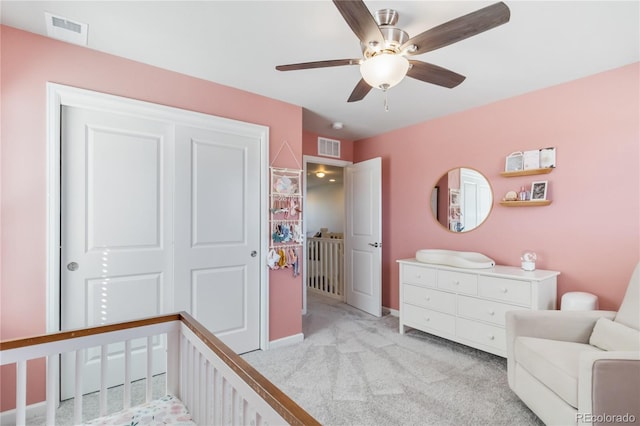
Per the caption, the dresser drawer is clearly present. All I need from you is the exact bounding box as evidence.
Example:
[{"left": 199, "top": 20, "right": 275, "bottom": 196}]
[
  {"left": 437, "top": 270, "right": 477, "bottom": 295},
  {"left": 401, "top": 264, "right": 436, "bottom": 287},
  {"left": 456, "top": 317, "right": 506, "bottom": 353},
  {"left": 478, "top": 276, "right": 531, "bottom": 306},
  {"left": 457, "top": 295, "right": 527, "bottom": 327},
  {"left": 403, "top": 284, "right": 456, "bottom": 314},
  {"left": 402, "top": 303, "right": 455, "bottom": 335}
]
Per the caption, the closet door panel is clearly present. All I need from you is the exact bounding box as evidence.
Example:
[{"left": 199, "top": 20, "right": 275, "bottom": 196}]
[
  {"left": 192, "top": 140, "right": 245, "bottom": 246},
  {"left": 174, "top": 125, "right": 261, "bottom": 354}
]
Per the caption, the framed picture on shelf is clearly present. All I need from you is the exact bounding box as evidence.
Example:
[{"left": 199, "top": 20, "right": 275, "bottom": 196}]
[
  {"left": 449, "top": 205, "right": 461, "bottom": 220},
  {"left": 531, "top": 181, "right": 548, "bottom": 200},
  {"left": 540, "top": 147, "right": 556, "bottom": 168},
  {"left": 505, "top": 152, "right": 524, "bottom": 172},
  {"left": 449, "top": 189, "right": 460, "bottom": 206}
]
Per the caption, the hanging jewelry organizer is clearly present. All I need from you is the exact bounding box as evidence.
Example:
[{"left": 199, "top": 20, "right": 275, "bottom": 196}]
[{"left": 269, "top": 141, "right": 303, "bottom": 275}]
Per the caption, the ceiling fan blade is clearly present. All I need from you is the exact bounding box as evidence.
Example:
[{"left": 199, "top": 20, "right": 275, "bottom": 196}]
[
  {"left": 333, "top": 0, "right": 385, "bottom": 47},
  {"left": 407, "top": 61, "right": 466, "bottom": 88},
  {"left": 276, "top": 59, "right": 360, "bottom": 71},
  {"left": 401, "top": 2, "right": 510, "bottom": 56},
  {"left": 347, "top": 79, "right": 372, "bottom": 102}
]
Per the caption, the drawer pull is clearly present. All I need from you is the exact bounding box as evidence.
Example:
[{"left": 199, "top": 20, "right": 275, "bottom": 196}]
[
  {"left": 424, "top": 317, "right": 431, "bottom": 322},
  {"left": 501, "top": 288, "right": 508, "bottom": 293},
  {"left": 488, "top": 335, "right": 495, "bottom": 340},
  {"left": 425, "top": 296, "right": 431, "bottom": 301},
  {"left": 453, "top": 280, "right": 460, "bottom": 285},
  {"left": 416, "top": 274, "right": 422, "bottom": 278},
  {"left": 488, "top": 310, "right": 495, "bottom": 316}
]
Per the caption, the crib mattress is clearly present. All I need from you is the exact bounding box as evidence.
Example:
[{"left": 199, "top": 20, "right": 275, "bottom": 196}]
[{"left": 84, "top": 394, "right": 195, "bottom": 425}]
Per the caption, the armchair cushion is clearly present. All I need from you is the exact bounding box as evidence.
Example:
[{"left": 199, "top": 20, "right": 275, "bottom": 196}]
[
  {"left": 589, "top": 317, "right": 640, "bottom": 351},
  {"left": 515, "top": 336, "right": 603, "bottom": 407},
  {"left": 614, "top": 262, "right": 639, "bottom": 330}
]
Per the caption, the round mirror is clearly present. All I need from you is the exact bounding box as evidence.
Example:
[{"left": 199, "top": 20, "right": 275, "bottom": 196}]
[{"left": 430, "top": 167, "right": 493, "bottom": 233}]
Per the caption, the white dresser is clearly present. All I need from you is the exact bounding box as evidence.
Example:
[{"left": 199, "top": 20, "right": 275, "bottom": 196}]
[{"left": 397, "top": 258, "right": 559, "bottom": 357}]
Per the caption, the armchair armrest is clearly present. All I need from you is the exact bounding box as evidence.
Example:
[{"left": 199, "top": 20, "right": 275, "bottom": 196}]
[
  {"left": 506, "top": 310, "right": 616, "bottom": 387},
  {"left": 506, "top": 310, "right": 617, "bottom": 344},
  {"left": 577, "top": 351, "right": 640, "bottom": 425}
]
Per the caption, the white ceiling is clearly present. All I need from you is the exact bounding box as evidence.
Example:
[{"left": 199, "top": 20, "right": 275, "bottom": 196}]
[{"left": 2, "top": 1, "right": 638, "bottom": 141}]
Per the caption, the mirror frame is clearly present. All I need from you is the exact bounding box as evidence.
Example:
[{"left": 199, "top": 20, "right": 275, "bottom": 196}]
[{"left": 430, "top": 167, "right": 493, "bottom": 233}]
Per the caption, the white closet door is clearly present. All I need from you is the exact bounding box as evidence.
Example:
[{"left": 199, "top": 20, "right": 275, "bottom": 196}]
[
  {"left": 173, "top": 125, "right": 261, "bottom": 354},
  {"left": 60, "top": 106, "right": 173, "bottom": 399}
]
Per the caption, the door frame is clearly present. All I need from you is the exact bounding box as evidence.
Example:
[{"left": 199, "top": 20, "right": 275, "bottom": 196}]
[
  {"left": 302, "top": 155, "right": 351, "bottom": 314},
  {"left": 46, "top": 83, "right": 270, "bottom": 348}
]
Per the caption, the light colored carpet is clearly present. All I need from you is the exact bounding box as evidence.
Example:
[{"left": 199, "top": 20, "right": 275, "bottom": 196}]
[{"left": 241, "top": 292, "right": 543, "bottom": 426}]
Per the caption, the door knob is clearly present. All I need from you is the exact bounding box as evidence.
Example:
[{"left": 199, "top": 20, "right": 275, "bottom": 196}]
[
  {"left": 250, "top": 250, "right": 257, "bottom": 257},
  {"left": 67, "top": 262, "right": 79, "bottom": 271},
  {"left": 368, "top": 242, "right": 382, "bottom": 248}
]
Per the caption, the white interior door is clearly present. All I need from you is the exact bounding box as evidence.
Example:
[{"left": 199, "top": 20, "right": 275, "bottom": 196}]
[
  {"left": 173, "top": 125, "right": 261, "bottom": 354},
  {"left": 345, "top": 157, "right": 382, "bottom": 317},
  {"left": 60, "top": 106, "right": 173, "bottom": 399}
]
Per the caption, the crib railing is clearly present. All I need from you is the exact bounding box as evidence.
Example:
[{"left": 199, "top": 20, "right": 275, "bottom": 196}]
[
  {"left": 0, "top": 312, "right": 319, "bottom": 426},
  {"left": 307, "top": 237, "right": 344, "bottom": 300}
]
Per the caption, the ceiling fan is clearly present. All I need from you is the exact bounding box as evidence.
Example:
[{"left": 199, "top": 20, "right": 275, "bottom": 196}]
[{"left": 276, "top": 1, "right": 510, "bottom": 103}]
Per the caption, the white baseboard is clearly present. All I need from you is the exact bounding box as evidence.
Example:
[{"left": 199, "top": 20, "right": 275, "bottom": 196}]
[
  {"left": 0, "top": 401, "right": 47, "bottom": 424},
  {"left": 383, "top": 306, "right": 399, "bottom": 317},
  {"left": 268, "top": 332, "right": 304, "bottom": 350}
]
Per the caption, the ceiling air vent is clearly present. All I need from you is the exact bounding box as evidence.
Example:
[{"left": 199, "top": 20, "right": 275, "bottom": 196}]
[
  {"left": 318, "top": 137, "right": 340, "bottom": 158},
  {"left": 45, "top": 12, "right": 88, "bottom": 46}
]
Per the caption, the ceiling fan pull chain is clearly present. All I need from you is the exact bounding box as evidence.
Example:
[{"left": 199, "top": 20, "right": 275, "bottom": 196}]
[{"left": 384, "top": 90, "right": 390, "bottom": 112}]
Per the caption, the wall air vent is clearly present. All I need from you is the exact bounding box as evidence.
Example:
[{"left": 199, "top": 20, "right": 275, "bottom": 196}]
[
  {"left": 45, "top": 12, "right": 88, "bottom": 46},
  {"left": 318, "top": 137, "right": 341, "bottom": 158}
]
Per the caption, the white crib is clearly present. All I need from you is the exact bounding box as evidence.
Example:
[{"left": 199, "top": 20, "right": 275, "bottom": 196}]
[{"left": 0, "top": 312, "right": 319, "bottom": 425}]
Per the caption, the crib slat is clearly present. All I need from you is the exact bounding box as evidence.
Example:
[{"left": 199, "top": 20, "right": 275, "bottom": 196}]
[
  {"left": 223, "top": 378, "right": 231, "bottom": 424},
  {"left": 74, "top": 349, "right": 83, "bottom": 425},
  {"left": 233, "top": 387, "right": 240, "bottom": 425},
  {"left": 186, "top": 340, "right": 195, "bottom": 410},
  {"left": 180, "top": 334, "right": 187, "bottom": 403},
  {"left": 192, "top": 350, "right": 200, "bottom": 422},
  {"left": 15, "top": 360, "right": 27, "bottom": 426},
  {"left": 166, "top": 328, "right": 180, "bottom": 397},
  {"left": 198, "top": 355, "right": 206, "bottom": 424},
  {"left": 213, "top": 367, "right": 222, "bottom": 425},
  {"left": 47, "top": 354, "right": 57, "bottom": 424},
  {"left": 124, "top": 339, "right": 131, "bottom": 409},
  {"left": 100, "top": 344, "right": 108, "bottom": 416},
  {"left": 146, "top": 336, "right": 153, "bottom": 402},
  {"left": 205, "top": 362, "right": 214, "bottom": 425}
]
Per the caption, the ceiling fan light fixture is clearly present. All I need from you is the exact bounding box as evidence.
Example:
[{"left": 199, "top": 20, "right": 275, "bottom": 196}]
[{"left": 360, "top": 53, "right": 409, "bottom": 91}]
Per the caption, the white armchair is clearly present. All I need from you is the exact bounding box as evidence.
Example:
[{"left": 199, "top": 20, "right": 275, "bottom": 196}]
[{"left": 506, "top": 262, "right": 640, "bottom": 426}]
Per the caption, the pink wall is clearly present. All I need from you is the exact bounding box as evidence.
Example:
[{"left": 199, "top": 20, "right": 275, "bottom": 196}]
[
  {"left": 302, "top": 130, "right": 354, "bottom": 161},
  {"left": 0, "top": 26, "right": 303, "bottom": 410},
  {"left": 354, "top": 63, "right": 640, "bottom": 313}
]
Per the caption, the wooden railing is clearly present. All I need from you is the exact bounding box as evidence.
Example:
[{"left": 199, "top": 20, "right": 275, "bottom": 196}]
[
  {"left": 0, "top": 312, "right": 320, "bottom": 426},
  {"left": 307, "top": 237, "right": 344, "bottom": 299}
]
